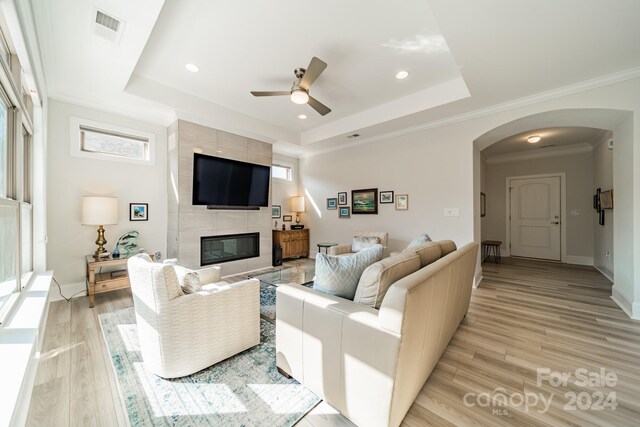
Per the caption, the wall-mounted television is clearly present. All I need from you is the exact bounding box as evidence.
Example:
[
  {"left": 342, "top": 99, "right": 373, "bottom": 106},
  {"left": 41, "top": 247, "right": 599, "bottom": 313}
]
[{"left": 192, "top": 153, "right": 270, "bottom": 209}]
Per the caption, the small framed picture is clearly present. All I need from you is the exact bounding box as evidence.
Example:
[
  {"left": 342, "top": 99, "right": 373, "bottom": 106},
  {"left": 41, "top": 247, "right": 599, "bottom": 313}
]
[
  {"left": 339, "top": 207, "right": 351, "bottom": 218},
  {"left": 380, "top": 191, "right": 394, "bottom": 204},
  {"left": 396, "top": 194, "right": 409, "bottom": 210},
  {"left": 600, "top": 190, "right": 614, "bottom": 209},
  {"left": 338, "top": 192, "right": 347, "bottom": 205},
  {"left": 130, "top": 203, "right": 148, "bottom": 221},
  {"left": 327, "top": 198, "right": 337, "bottom": 210},
  {"left": 272, "top": 205, "right": 282, "bottom": 218},
  {"left": 283, "top": 215, "right": 293, "bottom": 222}
]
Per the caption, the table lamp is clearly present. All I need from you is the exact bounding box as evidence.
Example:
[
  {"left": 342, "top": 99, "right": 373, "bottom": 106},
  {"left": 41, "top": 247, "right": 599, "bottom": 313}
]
[
  {"left": 289, "top": 196, "right": 305, "bottom": 225},
  {"left": 82, "top": 196, "right": 118, "bottom": 258}
]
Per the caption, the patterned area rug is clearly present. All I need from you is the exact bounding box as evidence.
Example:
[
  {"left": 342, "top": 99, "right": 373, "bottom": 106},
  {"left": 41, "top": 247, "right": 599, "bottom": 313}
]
[
  {"left": 99, "top": 308, "right": 320, "bottom": 427},
  {"left": 260, "top": 281, "right": 313, "bottom": 322}
]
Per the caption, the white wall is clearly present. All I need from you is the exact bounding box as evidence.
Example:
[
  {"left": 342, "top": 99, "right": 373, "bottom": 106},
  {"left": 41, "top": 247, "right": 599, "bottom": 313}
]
[
  {"left": 272, "top": 153, "right": 303, "bottom": 227},
  {"left": 300, "top": 127, "right": 474, "bottom": 256},
  {"left": 47, "top": 99, "right": 167, "bottom": 290},
  {"left": 593, "top": 131, "right": 614, "bottom": 278},
  {"left": 483, "top": 151, "right": 595, "bottom": 263}
]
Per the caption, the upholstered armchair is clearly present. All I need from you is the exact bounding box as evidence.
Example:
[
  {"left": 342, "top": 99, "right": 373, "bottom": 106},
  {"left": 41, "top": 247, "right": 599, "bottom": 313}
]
[
  {"left": 327, "top": 231, "right": 389, "bottom": 256},
  {"left": 127, "top": 254, "right": 260, "bottom": 378}
]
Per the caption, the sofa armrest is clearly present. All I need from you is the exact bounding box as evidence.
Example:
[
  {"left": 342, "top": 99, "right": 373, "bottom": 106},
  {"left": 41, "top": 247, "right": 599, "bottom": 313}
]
[
  {"left": 276, "top": 284, "right": 400, "bottom": 427},
  {"left": 327, "top": 244, "right": 352, "bottom": 256},
  {"left": 195, "top": 265, "right": 222, "bottom": 284}
]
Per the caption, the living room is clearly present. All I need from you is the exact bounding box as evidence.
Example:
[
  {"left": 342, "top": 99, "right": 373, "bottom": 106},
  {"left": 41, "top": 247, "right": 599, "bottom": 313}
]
[{"left": 1, "top": 1, "right": 640, "bottom": 426}]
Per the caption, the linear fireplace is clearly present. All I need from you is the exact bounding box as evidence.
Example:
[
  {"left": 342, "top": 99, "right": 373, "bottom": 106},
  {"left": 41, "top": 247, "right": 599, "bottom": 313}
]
[{"left": 201, "top": 232, "right": 260, "bottom": 266}]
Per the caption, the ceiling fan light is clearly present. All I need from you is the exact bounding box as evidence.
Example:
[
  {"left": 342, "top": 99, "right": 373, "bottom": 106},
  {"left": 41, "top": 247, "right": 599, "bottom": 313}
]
[
  {"left": 290, "top": 89, "right": 309, "bottom": 104},
  {"left": 527, "top": 135, "right": 541, "bottom": 143}
]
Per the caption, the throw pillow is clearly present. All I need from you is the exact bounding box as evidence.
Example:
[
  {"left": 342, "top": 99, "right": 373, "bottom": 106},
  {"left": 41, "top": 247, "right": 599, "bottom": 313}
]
[
  {"left": 314, "top": 244, "right": 383, "bottom": 299},
  {"left": 354, "top": 252, "right": 420, "bottom": 309},
  {"left": 352, "top": 236, "right": 381, "bottom": 252},
  {"left": 403, "top": 241, "right": 442, "bottom": 268},
  {"left": 181, "top": 272, "right": 202, "bottom": 294},
  {"left": 407, "top": 233, "right": 432, "bottom": 249}
]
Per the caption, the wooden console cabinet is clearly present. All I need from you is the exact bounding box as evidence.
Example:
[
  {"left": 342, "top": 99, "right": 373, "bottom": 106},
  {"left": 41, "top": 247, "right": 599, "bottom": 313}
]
[{"left": 273, "top": 229, "right": 309, "bottom": 259}]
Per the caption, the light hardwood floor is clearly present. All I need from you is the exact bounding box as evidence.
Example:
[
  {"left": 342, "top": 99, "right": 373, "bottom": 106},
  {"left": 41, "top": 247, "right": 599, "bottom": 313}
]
[{"left": 27, "top": 258, "right": 640, "bottom": 426}]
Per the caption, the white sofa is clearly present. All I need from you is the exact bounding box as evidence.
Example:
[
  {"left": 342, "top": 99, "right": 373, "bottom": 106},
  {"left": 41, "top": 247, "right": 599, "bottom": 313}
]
[
  {"left": 276, "top": 242, "right": 479, "bottom": 427},
  {"left": 327, "top": 231, "right": 388, "bottom": 256},
  {"left": 127, "top": 254, "right": 260, "bottom": 378}
]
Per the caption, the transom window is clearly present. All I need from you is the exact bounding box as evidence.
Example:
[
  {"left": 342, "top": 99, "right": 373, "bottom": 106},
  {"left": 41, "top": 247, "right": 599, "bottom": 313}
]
[
  {"left": 80, "top": 126, "right": 149, "bottom": 160},
  {"left": 70, "top": 117, "right": 156, "bottom": 165},
  {"left": 272, "top": 163, "right": 293, "bottom": 181}
]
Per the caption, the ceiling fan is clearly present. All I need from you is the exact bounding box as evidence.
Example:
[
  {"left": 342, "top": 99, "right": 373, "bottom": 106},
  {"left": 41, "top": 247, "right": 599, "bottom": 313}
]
[{"left": 251, "top": 57, "right": 331, "bottom": 116}]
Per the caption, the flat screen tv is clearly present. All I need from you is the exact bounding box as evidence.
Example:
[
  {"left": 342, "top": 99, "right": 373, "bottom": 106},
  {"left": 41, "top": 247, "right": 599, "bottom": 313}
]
[{"left": 192, "top": 153, "right": 270, "bottom": 208}]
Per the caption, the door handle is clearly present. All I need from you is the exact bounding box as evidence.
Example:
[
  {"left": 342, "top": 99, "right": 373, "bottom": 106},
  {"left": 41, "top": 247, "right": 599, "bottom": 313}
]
[{"left": 551, "top": 221, "right": 560, "bottom": 225}]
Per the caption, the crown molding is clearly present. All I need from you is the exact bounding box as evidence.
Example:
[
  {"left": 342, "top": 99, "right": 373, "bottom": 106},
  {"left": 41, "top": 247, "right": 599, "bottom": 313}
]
[
  {"left": 302, "top": 66, "right": 640, "bottom": 159},
  {"left": 485, "top": 143, "right": 593, "bottom": 164}
]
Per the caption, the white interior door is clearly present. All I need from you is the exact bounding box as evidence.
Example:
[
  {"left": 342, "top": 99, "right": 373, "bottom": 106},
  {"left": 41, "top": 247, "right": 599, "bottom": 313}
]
[{"left": 509, "top": 176, "right": 561, "bottom": 260}]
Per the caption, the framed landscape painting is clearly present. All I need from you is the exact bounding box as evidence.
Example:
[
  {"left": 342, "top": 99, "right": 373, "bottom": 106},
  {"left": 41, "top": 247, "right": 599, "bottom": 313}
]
[
  {"left": 130, "top": 203, "right": 148, "bottom": 221},
  {"left": 395, "top": 194, "right": 409, "bottom": 210},
  {"left": 352, "top": 188, "right": 378, "bottom": 214}
]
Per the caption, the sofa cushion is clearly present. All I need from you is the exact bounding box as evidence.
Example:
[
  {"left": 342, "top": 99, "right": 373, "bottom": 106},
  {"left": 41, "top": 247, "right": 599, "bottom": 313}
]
[
  {"left": 403, "top": 242, "right": 442, "bottom": 268},
  {"left": 180, "top": 272, "right": 202, "bottom": 294},
  {"left": 407, "top": 233, "right": 432, "bottom": 248},
  {"left": 354, "top": 252, "right": 420, "bottom": 308},
  {"left": 438, "top": 240, "right": 457, "bottom": 256},
  {"left": 314, "top": 244, "right": 383, "bottom": 299},
  {"left": 352, "top": 236, "right": 381, "bottom": 252}
]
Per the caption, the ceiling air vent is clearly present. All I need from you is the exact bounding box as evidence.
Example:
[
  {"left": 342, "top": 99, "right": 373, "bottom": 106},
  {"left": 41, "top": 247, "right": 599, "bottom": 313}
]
[
  {"left": 347, "top": 133, "right": 360, "bottom": 139},
  {"left": 92, "top": 8, "right": 126, "bottom": 43}
]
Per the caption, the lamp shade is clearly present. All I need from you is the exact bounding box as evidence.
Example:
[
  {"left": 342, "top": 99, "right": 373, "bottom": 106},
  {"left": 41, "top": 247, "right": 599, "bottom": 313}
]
[
  {"left": 81, "top": 196, "right": 118, "bottom": 225},
  {"left": 289, "top": 196, "right": 305, "bottom": 213}
]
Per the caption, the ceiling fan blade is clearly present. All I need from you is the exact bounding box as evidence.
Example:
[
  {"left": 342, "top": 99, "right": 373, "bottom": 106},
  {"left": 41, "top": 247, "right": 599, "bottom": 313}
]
[
  {"left": 251, "top": 91, "right": 290, "bottom": 97},
  {"left": 308, "top": 96, "right": 331, "bottom": 116},
  {"left": 299, "top": 57, "right": 327, "bottom": 90}
]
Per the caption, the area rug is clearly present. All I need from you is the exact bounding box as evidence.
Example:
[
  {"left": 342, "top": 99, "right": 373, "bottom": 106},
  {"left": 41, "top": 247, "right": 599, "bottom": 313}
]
[
  {"left": 99, "top": 308, "right": 320, "bottom": 427},
  {"left": 260, "top": 282, "right": 313, "bottom": 323}
]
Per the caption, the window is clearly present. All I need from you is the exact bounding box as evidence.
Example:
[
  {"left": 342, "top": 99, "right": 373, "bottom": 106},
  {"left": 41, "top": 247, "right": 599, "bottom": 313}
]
[
  {"left": 0, "top": 200, "right": 18, "bottom": 318},
  {"left": 70, "top": 117, "right": 156, "bottom": 165},
  {"left": 0, "top": 97, "right": 8, "bottom": 198},
  {"left": 272, "top": 163, "right": 293, "bottom": 181},
  {"left": 22, "top": 128, "right": 31, "bottom": 204}
]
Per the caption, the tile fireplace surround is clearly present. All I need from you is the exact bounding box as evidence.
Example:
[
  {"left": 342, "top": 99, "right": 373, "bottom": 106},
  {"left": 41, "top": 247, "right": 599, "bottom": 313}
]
[{"left": 167, "top": 120, "right": 273, "bottom": 276}]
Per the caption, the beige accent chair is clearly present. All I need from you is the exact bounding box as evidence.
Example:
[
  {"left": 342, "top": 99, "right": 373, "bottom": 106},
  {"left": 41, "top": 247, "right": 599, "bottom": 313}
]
[
  {"left": 327, "top": 231, "right": 389, "bottom": 256},
  {"left": 127, "top": 254, "right": 260, "bottom": 378},
  {"left": 276, "top": 242, "right": 479, "bottom": 427}
]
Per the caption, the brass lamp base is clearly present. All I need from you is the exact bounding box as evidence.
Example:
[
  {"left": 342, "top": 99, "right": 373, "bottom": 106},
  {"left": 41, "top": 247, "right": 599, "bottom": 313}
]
[
  {"left": 295, "top": 214, "right": 301, "bottom": 224},
  {"left": 94, "top": 225, "right": 108, "bottom": 258}
]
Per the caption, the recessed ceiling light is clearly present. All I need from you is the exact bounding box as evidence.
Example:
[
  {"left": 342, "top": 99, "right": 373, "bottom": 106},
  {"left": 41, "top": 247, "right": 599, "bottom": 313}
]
[
  {"left": 185, "top": 63, "right": 200, "bottom": 73},
  {"left": 527, "top": 135, "right": 541, "bottom": 143},
  {"left": 298, "top": 114, "right": 307, "bottom": 120},
  {"left": 395, "top": 70, "right": 409, "bottom": 80}
]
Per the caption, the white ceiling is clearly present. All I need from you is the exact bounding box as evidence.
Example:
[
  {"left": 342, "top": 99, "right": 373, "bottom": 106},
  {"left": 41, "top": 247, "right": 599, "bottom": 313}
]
[
  {"left": 483, "top": 127, "right": 606, "bottom": 157},
  {"left": 32, "top": 0, "right": 640, "bottom": 156}
]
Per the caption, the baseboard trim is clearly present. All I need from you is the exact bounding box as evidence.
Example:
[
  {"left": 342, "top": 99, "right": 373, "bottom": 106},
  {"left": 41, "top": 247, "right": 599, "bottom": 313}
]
[
  {"left": 564, "top": 256, "right": 594, "bottom": 266},
  {"left": 594, "top": 265, "right": 614, "bottom": 282},
  {"left": 48, "top": 281, "right": 86, "bottom": 302},
  {"left": 473, "top": 273, "right": 483, "bottom": 289},
  {"left": 611, "top": 286, "right": 639, "bottom": 320}
]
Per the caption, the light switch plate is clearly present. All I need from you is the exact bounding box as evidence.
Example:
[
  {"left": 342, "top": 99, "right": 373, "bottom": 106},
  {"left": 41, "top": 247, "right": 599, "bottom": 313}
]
[
  {"left": 571, "top": 209, "right": 580, "bottom": 216},
  {"left": 444, "top": 208, "right": 460, "bottom": 217}
]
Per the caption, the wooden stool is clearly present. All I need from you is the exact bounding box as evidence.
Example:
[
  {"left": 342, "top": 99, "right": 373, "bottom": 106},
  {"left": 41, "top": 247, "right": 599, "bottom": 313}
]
[{"left": 482, "top": 240, "right": 502, "bottom": 263}]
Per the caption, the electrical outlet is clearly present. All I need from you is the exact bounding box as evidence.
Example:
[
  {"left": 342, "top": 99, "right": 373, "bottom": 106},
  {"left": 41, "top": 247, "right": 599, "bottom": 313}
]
[
  {"left": 606, "top": 251, "right": 610, "bottom": 258},
  {"left": 444, "top": 208, "right": 460, "bottom": 217},
  {"left": 571, "top": 209, "right": 580, "bottom": 216}
]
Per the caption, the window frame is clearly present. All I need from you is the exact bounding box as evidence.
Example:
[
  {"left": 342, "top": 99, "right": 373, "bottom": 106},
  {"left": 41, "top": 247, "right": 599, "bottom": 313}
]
[
  {"left": 69, "top": 116, "right": 156, "bottom": 166},
  {"left": 272, "top": 161, "right": 294, "bottom": 182}
]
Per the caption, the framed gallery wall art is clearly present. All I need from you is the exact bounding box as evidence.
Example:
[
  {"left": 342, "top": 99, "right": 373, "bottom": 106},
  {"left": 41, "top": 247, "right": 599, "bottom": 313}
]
[
  {"left": 283, "top": 215, "right": 293, "bottom": 222},
  {"left": 130, "top": 203, "right": 148, "bottom": 221},
  {"left": 352, "top": 188, "right": 378, "bottom": 214},
  {"left": 327, "top": 198, "right": 337, "bottom": 210},
  {"left": 395, "top": 194, "right": 409, "bottom": 210},
  {"left": 338, "top": 192, "right": 347, "bottom": 205},
  {"left": 339, "top": 207, "right": 351, "bottom": 218},
  {"left": 380, "top": 191, "right": 394, "bottom": 204},
  {"left": 272, "top": 205, "right": 281, "bottom": 218}
]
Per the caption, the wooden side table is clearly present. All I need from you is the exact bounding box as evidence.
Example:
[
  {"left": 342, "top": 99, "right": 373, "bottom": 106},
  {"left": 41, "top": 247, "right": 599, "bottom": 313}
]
[{"left": 85, "top": 255, "right": 131, "bottom": 307}]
